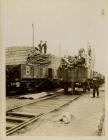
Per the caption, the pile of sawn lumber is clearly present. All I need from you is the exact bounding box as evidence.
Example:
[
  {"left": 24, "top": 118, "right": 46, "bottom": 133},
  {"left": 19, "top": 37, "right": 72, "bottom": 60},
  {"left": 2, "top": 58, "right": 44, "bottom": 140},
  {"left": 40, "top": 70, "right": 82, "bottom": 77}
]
[{"left": 26, "top": 53, "right": 51, "bottom": 65}]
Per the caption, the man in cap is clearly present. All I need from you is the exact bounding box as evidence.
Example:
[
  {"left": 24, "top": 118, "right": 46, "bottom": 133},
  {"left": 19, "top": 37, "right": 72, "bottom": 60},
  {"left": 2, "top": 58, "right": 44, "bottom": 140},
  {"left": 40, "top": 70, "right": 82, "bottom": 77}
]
[
  {"left": 38, "top": 40, "right": 43, "bottom": 53},
  {"left": 92, "top": 78, "right": 100, "bottom": 98},
  {"left": 42, "top": 41, "right": 47, "bottom": 54}
]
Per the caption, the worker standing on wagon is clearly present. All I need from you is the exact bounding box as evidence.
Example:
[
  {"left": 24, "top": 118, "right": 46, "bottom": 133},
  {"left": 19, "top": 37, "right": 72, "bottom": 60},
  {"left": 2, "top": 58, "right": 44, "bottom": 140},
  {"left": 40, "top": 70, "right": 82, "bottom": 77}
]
[
  {"left": 42, "top": 41, "right": 47, "bottom": 54},
  {"left": 38, "top": 40, "right": 43, "bottom": 53},
  {"left": 92, "top": 78, "right": 100, "bottom": 98}
]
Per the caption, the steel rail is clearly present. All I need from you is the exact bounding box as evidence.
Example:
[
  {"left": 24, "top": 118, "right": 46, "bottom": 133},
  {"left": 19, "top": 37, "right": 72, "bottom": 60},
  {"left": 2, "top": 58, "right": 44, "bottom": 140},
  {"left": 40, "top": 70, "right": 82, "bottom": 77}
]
[{"left": 6, "top": 95, "right": 81, "bottom": 136}]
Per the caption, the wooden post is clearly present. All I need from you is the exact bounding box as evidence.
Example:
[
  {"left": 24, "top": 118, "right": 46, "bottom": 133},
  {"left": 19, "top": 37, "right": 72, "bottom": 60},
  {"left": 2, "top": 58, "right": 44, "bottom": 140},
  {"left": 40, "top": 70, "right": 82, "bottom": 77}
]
[{"left": 32, "top": 22, "right": 34, "bottom": 48}]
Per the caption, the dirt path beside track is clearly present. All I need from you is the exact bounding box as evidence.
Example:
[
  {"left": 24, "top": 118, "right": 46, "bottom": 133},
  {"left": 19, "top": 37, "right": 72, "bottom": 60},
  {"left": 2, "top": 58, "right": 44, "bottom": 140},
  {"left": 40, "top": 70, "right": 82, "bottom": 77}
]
[{"left": 12, "top": 86, "right": 105, "bottom": 136}]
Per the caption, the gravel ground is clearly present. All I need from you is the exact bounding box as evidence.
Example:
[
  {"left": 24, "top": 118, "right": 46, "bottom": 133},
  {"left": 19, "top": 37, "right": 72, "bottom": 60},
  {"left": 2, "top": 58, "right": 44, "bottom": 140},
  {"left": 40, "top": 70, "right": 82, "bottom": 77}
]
[{"left": 12, "top": 85, "right": 105, "bottom": 136}]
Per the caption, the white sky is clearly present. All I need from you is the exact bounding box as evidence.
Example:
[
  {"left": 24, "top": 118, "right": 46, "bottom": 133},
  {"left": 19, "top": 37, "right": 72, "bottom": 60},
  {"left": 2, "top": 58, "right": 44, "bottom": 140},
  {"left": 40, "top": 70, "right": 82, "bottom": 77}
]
[{"left": 2, "top": 0, "right": 108, "bottom": 74}]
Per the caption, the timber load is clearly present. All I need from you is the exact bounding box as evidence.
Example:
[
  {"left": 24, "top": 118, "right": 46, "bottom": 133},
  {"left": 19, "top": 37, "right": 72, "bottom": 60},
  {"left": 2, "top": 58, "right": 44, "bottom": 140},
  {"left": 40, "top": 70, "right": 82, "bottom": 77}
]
[
  {"left": 26, "top": 53, "right": 51, "bottom": 65},
  {"left": 58, "top": 47, "right": 95, "bottom": 94},
  {"left": 60, "top": 47, "right": 95, "bottom": 70}
]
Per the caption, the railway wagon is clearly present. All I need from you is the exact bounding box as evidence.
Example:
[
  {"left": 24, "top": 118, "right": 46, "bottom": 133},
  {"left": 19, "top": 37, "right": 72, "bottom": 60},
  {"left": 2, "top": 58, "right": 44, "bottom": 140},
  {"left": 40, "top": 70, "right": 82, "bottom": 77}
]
[
  {"left": 6, "top": 64, "right": 60, "bottom": 95},
  {"left": 62, "top": 66, "right": 93, "bottom": 94},
  {"left": 6, "top": 64, "right": 33, "bottom": 94},
  {"left": 31, "top": 64, "right": 61, "bottom": 90}
]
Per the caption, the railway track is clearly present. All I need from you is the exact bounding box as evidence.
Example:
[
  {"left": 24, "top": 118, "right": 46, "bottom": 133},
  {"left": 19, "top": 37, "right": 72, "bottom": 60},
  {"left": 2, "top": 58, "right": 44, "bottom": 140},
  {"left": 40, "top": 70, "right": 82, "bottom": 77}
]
[
  {"left": 6, "top": 92, "right": 82, "bottom": 136},
  {"left": 7, "top": 89, "right": 63, "bottom": 112}
]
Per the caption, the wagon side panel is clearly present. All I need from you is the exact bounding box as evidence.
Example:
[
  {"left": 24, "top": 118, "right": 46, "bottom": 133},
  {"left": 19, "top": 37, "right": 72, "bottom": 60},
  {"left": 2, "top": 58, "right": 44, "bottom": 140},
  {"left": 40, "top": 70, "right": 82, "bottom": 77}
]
[{"left": 21, "top": 64, "right": 33, "bottom": 79}]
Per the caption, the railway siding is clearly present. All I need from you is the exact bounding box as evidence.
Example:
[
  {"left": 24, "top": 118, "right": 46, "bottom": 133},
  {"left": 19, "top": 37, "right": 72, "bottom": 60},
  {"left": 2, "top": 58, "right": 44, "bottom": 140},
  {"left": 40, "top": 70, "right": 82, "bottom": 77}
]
[
  {"left": 6, "top": 89, "right": 63, "bottom": 111},
  {"left": 6, "top": 94, "right": 81, "bottom": 135}
]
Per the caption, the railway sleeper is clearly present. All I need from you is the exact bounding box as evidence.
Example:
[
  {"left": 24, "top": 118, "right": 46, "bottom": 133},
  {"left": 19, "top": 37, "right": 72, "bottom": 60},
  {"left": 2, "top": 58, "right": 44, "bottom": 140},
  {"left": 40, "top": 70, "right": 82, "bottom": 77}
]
[
  {"left": 6, "top": 123, "right": 17, "bottom": 130},
  {"left": 6, "top": 116, "right": 29, "bottom": 123},
  {"left": 6, "top": 126, "right": 12, "bottom": 130},
  {"left": 6, "top": 113, "right": 43, "bottom": 135},
  {"left": 6, "top": 112, "right": 37, "bottom": 118}
]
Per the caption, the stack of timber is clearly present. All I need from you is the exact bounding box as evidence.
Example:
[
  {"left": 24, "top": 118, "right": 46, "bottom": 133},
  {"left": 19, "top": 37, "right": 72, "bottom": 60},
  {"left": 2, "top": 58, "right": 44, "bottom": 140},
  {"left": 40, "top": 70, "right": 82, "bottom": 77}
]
[
  {"left": 6, "top": 46, "right": 39, "bottom": 65},
  {"left": 58, "top": 46, "right": 95, "bottom": 81},
  {"left": 26, "top": 52, "right": 60, "bottom": 69},
  {"left": 60, "top": 47, "right": 95, "bottom": 70},
  {"left": 27, "top": 53, "right": 51, "bottom": 65}
]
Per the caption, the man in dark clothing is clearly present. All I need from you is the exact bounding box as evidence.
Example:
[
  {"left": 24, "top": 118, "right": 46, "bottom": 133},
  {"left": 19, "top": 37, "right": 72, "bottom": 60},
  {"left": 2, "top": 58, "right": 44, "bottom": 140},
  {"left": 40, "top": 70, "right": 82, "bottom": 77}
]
[
  {"left": 38, "top": 40, "right": 43, "bottom": 53},
  {"left": 42, "top": 41, "right": 47, "bottom": 54},
  {"left": 92, "top": 78, "right": 100, "bottom": 98}
]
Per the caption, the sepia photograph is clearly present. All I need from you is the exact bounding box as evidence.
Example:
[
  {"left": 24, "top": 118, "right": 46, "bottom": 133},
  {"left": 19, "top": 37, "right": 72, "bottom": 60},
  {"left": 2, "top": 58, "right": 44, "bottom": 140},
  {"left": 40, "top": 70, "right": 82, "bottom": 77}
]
[{"left": 1, "top": 0, "right": 108, "bottom": 139}]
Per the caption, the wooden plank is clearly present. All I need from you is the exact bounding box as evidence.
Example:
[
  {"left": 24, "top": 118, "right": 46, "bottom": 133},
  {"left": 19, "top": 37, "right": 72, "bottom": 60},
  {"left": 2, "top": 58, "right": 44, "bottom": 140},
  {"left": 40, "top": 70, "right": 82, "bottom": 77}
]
[
  {"left": 7, "top": 112, "right": 36, "bottom": 117},
  {"left": 6, "top": 116, "right": 28, "bottom": 123}
]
